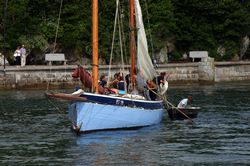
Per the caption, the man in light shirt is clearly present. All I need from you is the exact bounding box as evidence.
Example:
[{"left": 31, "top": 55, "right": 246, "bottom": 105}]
[
  {"left": 177, "top": 96, "right": 192, "bottom": 108},
  {"left": 20, "top": 45, "right": 27, "bottom": 67}
]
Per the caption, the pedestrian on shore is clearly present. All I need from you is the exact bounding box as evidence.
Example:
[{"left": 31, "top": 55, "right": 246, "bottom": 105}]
[
  {"left": 13, "top": 46, "right": 21, "bottom": 67},
  {"left": 20, "top": 45, "right": 27, "bottom": 67}
]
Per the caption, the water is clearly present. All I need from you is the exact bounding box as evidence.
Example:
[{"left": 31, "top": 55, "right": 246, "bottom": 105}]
[{"left": 0, "top": 83, "right": 250, "bottom": 165}]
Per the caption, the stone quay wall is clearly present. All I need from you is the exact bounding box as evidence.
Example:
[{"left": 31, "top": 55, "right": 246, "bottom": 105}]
[
  {"left": 0, "top": 60, "right": 250, "bottom": 90},
  {"left": 215, "top": 61, "right": 250, "bottom": 82}
]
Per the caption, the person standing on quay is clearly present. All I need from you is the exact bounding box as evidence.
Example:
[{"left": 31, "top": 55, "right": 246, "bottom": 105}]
[
  {"left": 20, "top": 45, "right": 26, "bottom": 67},
  {"left": 14, "top": 46, "right": 21, "bottom": 67}
]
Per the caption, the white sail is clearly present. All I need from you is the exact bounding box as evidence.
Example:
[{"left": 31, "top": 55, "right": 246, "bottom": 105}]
[{"left": 134, "top": 0, "right": 156, "bottom": 80}]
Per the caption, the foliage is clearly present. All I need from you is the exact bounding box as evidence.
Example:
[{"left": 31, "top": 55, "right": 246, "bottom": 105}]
[
  {"left": 146, "top": 0, "right": 176, "bottom": 53},
  {"left": 169, "top": 51, "right": 182, "bottom": 62},
  {"left": 173, "top": 0, "right": 250, "bottom": 60},
  {"left": 1, "top": 0, "right": 250, "bottom": 62}
]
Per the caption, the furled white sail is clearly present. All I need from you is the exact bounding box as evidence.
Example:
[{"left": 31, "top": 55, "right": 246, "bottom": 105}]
[{"left": 134, "top": 0, "right": 156, "bottom": 80}]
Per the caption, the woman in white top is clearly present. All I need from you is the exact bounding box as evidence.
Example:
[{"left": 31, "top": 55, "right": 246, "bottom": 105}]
[{"left": 14, "top": 46, "right": 21, "bottom": 66}]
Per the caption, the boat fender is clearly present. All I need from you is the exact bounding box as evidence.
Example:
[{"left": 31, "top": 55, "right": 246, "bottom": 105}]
[{"left": 71, "top": 89, "right": 84, "bottom": 96}]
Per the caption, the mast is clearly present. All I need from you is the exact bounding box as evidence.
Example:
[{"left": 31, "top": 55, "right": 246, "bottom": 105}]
[
  {"left": 129, "top": 0, "right": 135, "bottom": 90},
  {"left": 82, "top": 0, "right": 84, "bottom": 65},
  {"left": 92, "top": 0, "right": 99, "bottom": 93}
]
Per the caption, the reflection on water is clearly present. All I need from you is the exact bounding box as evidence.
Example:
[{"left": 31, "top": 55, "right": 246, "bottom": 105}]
[{"left": 0, "top": 83, "right": 250, "bottom": 165}]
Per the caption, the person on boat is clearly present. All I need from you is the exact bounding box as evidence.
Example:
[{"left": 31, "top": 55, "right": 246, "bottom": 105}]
[
  {"left": 135, "top": 69, "right": 146, "bottom": 95},
  {"left": 159, "top": 72, "right": 171, "bottom": 95},
  {"left": 146, "top": 79, "right": 157, "bottom": 100},
  {"left": 117, "top": 75, "right": 125, "bottom": 91},
  {"left": 177, "top": 96, "right": 192, "bottom": 108},
  {"left": 125, "top": 73, "right": 131, "bottom": 92},
  {"left": 152, "top": 72, "right": 171, "bottom": 95},
  {"left": 125, "top": 68, "right": 137, "bottom": 92},
  {"left": 153, "top": 72, "right": 170, "bottom": 85},
  {"left": 98, "top": 73, "right": 123, "bottom": 95},
  {"left": 99, "top": 74, "right": 108, "bottom": 87},
  {"left": 110, "top": 72, "right": 120, "bottom": 88}
]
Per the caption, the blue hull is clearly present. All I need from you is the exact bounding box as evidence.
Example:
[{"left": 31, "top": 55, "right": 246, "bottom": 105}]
[{"left": 68, "top": 93, "right": 164, "bottom": 132}]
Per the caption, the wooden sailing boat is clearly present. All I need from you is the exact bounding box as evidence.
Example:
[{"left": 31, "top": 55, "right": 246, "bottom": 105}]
[{"left": 48, "top": 0, "right": 165, "bottom": 133}]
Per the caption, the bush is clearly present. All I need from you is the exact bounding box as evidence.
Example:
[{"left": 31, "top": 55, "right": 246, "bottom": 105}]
[{"left": 169, "top": 51, "right": 182, "bottom": 62}]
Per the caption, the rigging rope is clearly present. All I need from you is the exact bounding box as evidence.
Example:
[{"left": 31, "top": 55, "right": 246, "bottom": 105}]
[
  {"left": 107, "top": 0, "right": 120, "bottom": 85},
  {"left": 108, "top": 0, "right": 127, "bottom": 93},
  {"left": 46, "top": 0, "right": 64, "bottom": 92},
  {"left": 53, "top": 0, "right": 63, "bottom": 53},
  {"left": 143, "top": 0, "right": 155, "bottom": 60},
  {"left": 119, "top": 1, "right": 128, "bottom": 63},
  {"left": 118, "top": 5, "right": 127, "bottom": 93},
  {"left": 143, "top": 0, "right": 162, "bottom": 92}
]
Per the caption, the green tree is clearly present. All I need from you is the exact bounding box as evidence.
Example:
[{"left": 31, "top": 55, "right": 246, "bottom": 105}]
[
  {"left": 1, "top": 0, "right": 250, "bottom": 63},
  {"left": 146, "top": 0, "right": 176, "bottom": 52},
  {"left": 173, "top": 0, "right": 250, "bottom": 60}
]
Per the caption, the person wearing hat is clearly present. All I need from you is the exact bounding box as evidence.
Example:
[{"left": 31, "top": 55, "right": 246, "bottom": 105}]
[{"left": 177, "top": 96, "right": 192, "bottom": 108}]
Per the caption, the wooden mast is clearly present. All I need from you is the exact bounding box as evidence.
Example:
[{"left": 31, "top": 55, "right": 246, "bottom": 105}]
[
  {"left": 82, "top": 0, "right": 84, "bottom": 65},
  {"left": 130, "top": 0, "right": 135, "bottom": 90},
  {"left": 92, "top": 0, "right": 99, "bottom": 93}
]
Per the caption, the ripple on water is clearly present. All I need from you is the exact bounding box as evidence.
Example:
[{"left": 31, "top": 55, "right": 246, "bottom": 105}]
[{"left": 0, "top": 85, "right": 250, "bottom": 165}]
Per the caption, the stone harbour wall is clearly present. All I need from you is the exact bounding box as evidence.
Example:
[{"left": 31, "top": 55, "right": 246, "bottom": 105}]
[
  {"left": 0, "top": 66, "right": 77, "bottom": 89},
  {"left": 0, "top": 60, "right": 250, "bottom": 90},
  {"left": 155, "top": 63, "right": 199, "bottom": 83},
  {"left": 198, "top": 57, "right": 215, "bottom": 83},
  {"left": 215, "top": 61, "right": 250, "bottom": 82}
]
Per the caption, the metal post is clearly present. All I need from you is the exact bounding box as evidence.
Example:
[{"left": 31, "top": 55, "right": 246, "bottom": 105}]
[{"left": 3, "top": 0, "right": 8, "bottom": 74}]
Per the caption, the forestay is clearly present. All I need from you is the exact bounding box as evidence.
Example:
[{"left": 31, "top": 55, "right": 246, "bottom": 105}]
[{"left": 134, "top": 0, "right": 156, "bottom": 80}]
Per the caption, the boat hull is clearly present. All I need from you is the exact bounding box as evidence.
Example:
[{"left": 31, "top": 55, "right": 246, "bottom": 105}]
[
  {"left": 167, "top": 107, "right": 200, "bottom": 120},
  {"left": 68, "top": 94, "right": 164, "bottom": 132}
]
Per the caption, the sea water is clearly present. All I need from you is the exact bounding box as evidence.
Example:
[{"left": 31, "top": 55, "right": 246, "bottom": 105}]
[{"left": 0, "top": 82, "right": 249, "bottom": 165}]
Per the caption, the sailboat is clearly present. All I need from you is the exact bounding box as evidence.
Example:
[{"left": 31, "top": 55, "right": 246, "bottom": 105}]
[{"left": 47, "top": 0, "right": 165, "bottom": 133}]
